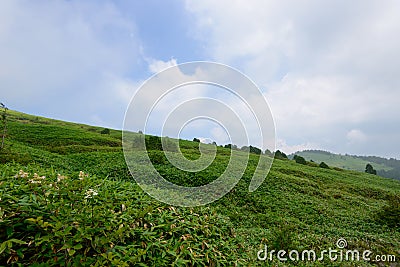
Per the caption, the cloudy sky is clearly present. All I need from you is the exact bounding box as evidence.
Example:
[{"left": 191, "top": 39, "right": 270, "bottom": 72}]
[{"left": 1, "top": 0, "right": 399, "bottom": 158}]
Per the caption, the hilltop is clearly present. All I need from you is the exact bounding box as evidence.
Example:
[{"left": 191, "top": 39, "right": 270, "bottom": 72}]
[{"left": 0, "top": 110, "right": 399, "bottom": 266}]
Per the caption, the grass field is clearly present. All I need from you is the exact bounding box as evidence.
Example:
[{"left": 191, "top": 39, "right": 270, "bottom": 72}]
[{"left": 0, "top": 110, "right": 399, "bottom": 266}]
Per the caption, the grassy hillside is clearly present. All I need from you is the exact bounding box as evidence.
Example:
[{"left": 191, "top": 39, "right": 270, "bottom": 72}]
[
  {"left": 292, "top": 150, "right": 400, "bottom": 180},
  {"left": 0, "top": 111, "right": 399, "bottom": 266}
]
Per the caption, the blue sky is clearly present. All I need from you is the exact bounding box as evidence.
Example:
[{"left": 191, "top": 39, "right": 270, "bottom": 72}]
[{"left": 1, "top": 0, "right": 400, "bottom": 158}]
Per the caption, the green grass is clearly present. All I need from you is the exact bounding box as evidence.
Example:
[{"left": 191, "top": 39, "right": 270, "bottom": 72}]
[{"left": 0, "top": 110, "right": 399, "bottom": 266}]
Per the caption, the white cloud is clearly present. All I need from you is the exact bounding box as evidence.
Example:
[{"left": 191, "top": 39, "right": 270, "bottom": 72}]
[
  {"left": 346, "top": 129, "right": 367, "bottom": 144},
  {"left": 185, "top": 0, "right": 400, "bottom": 157},
  {"left": 276, "top": 139, "right": 320, "bottom": 155},
  {"left": 0, "top": 1, "right": 143, "bottom": 128},
  {"left": 210, "top": 126, "right": 229, "bottom": 144},
  {"left": 148, "top": 58, "right": 178, "bottom": 74}
]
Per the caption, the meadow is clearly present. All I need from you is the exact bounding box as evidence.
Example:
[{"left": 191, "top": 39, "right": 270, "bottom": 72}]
[{"left": 0, "top": 110, "right": 399, "bottom": 266}]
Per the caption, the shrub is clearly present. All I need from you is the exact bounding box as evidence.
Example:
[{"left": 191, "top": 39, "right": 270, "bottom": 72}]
[
  {"left": 365, "top": 163, "right": 377, "bottom": 175},
  {"left": 249, "top": 145, "right": 262, "bottom": 155},
  {"left": 100, "top": 128, "right": 110, "bottom": 135},
  {"left": 0, "top": 169, "right": 241, "bottom": 266},
  {"left": 294, "top": 155, "right": 307, "bottom": 165},
  {"left": 319, "top": 162, "right": 330, "bottom": 169},
  {"left": 274, "top": 150, "right": 288, "bottom": 160}
]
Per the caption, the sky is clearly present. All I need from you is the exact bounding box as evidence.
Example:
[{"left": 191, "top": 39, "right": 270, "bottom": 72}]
[{"left": 1, "top": 0, "right": 400, "bottom": 158}]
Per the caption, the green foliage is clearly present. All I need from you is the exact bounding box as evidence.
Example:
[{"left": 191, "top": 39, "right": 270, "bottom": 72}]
[
  {"left": 249, "top": 145, "right": 262, "bottom": 155},
  {"left": 274, "top": 150, "right": 288, "bottom": 160},
  {"left": 100, "top": 128, "right": 110, "bottom": 135},
  {"left": 376, "top": 196, "right": 400, "bottom": 228},
  {"left": 319, "top": 161, "right": 330, "bottom": 169},
  {"left": 293, "top": 155, "right": 307, "bottom": 165},
  {"left": 192, "top": 138, "right": 200, "bottom": 142},
  {"left": 365, "top": 163, "right": 377, "bottom": 175},
  {"left": 224, "top": 143, "right": 239, "bottom": 151},
  {"left": 0, "top": 167, "right": 240, "bottom": 266},
  {"left": 271, "top": 224, "right": 294, "bottom": 251},
  {"left": 0, "top": 110, "right": 399, "bottom": 266},
  {"left": 148, "top": 150, "right": 166, "bottom": 165},
  {"left": 145, "top": 135, "right": 163, "bottom": 151}
]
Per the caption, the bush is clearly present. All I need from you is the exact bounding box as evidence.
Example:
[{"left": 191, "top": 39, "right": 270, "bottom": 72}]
[
  {"left": 0, "top": 168, "right": 241, "bottom": 266},
  {"left": 319, "top": 162, "right": 330, "bottom": 169},
  {"left": 274, "top": 150, "right": 288, "bottom": 160},
  {"left": 365, "top": 163, "right": 377, "bottom": 175},
  {"left": 249, "top": 145, "right": 262, "bottom": 155},
  {"left": 100, "top": 128, "right": 110, "bottom": 135},
  {"left": 294, "top": 155, "right": 307, "bottom": 165}
]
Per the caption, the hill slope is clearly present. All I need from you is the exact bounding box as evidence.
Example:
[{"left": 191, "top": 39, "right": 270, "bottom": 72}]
[
  {"left": 292, "top": 150, "right": 400, "bottom": 180},
  {"left": 0, "top": 110, "right": 399, "bottom": 266}
]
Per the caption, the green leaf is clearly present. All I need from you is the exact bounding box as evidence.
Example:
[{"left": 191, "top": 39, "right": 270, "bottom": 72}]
[
  {"left": 73, "top": 244, "right": 83, "bottom": 250},
  {"left": 68, "top": 249, "right": 76, "bottom": 256}
]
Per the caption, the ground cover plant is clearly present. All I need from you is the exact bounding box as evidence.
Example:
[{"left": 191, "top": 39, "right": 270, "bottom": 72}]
[{"left": 0, "top": 110, "right": 399, "bottom": 266}]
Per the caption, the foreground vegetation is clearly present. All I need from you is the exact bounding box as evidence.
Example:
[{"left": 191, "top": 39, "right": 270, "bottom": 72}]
[{"left": 0, "top": 110, "right": 399, "bottom": 266}]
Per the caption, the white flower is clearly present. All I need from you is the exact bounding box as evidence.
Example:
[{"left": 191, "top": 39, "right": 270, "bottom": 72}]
[
  {"left": 27, "top": 173, "right": 45, "bottom": 184},
  {"left": 79, "top": 171, "right": 88, "bottom": 180},
  {"left": 57, "top": 174, "right": 67, "bottom": 182},
  {"left": 33, "top": 173, "right": 45, "bottom": 179},
  {"left": 84, "top": 189, "right": 98, "bottom": 199},
  {"left": 14, "top": 170, "right": 29, "bottom": 178}
]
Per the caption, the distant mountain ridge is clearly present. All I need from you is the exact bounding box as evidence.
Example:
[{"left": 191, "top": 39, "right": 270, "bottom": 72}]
[{"left": 291, "top": 150, "right": 400, "bottom": 180}]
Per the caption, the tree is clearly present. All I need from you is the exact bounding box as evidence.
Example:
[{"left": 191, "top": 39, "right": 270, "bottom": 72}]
[
  {"left": 249, "top": 145, "right": 262, "bottom": 155},
  {"left": 274, "top": 150, "right": 288, "bottom": 160},
  {"left": 365, "top": 163, "right": 377, "bottom": 175},
  {"left": 319, "top": 162, "right": 329, "bottom": 169},
  {"left": 193, "top": 138, "right": 200, "bottom": 142}
]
